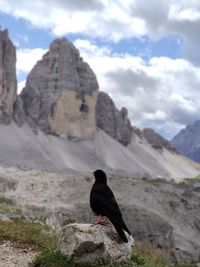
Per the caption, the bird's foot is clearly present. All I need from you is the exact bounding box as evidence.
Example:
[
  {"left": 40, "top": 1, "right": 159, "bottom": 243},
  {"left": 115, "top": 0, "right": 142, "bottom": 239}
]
[{"left": 95, "top": 216, "right": 109, "bottom": 225}]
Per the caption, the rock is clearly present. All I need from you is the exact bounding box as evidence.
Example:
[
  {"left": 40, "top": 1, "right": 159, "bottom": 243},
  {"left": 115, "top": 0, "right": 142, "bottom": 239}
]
[
  {"left": 143, "top": 128, "right": 177, "bottom": 152},
  {"left": 21, "top": 37, "right": 99, "bottom": 139},
  {"left": 0, "top": 28, "right": 17, "bottom": 124},
  {"left": 12, "top": 96, "right": 26, "bottom": 127},
  {"left": 96, "top": 92, "right": 132, "bottom": 146},
  {"left": 172, "top": 120, "right": 200, "bottom": 163},
  {"left": 59, "top": 223, "right": 134, "bottom": 264}
]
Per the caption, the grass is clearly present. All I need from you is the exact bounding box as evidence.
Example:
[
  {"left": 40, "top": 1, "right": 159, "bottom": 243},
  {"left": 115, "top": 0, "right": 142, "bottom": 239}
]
[
  {"left": 30, "top": 249, "right": 71, "bottom": 267},
  {"left": 30, "top": 248, "right": 136, "bottom": 267},
  {"left": 131, "top": 243, "right": 168, "bottom": 267},
  {"left": 31, "top": 242, "right": 169, "bottom": 267},
  {"left": 0, "top": 202, "right": 22, "bottom": 215},
  {"left": 0, "top": 220, "right": 58, "bottom": 249}
]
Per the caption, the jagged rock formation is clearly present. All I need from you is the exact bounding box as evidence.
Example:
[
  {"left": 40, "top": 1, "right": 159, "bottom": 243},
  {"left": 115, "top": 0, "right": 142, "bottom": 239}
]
[
  {"left": 21, "top": 38, "right": 99, "bottom": 139},
  {"left": 0, "top": 29, "right": 17, "bottom": 124},
  {"left": 96, "top": 92, "right": 132, "bottom": 146},
  {"left": 142, "top": 128, "right": 177, "bottom": 152},
  {"left": 172, "top": 120, "right": 200, "bottom": 162},
  {"left": 0, "top": 29, "right": 199, "bottom": 178},
  {"left": 59, "top": 223, "right": 134, "bottom": 263}
]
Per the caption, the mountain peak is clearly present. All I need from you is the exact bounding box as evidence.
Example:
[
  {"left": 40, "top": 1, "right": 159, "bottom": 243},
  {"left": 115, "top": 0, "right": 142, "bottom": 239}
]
[
  {"left": 0, "top": 27, "right": 17, "bottom": 124},
  {"left": 20, "top": 37, "right": 99, "bottom": 138},
  {"left": 172, "top": 120, "right": 200, "bottom": 162}
]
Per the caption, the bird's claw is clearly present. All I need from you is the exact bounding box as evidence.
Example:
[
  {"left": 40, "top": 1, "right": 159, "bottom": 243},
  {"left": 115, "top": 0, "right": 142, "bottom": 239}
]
[{"left": 94, "top": 216, "right": 109, "bottom": 225}]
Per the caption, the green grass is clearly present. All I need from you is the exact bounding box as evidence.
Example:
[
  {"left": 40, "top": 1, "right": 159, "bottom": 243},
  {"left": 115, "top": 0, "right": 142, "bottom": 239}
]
[
  {"left": 31, "top": 243, "right": 169, "bottom": 267},
  {"left": 0, "top": 220, "right": 58, "bottom": 249},
  {"left": 30, "top": 249, "right": 72, "bottom": 267},
  {"left": 0, "top": 202, "right": 22, "bottom": 215},
  {"left": 131, "top": 243, "right": 168, "bottom": 267},
  {"left": 30, "top": 248, "right": 136, "bottom": 267}
]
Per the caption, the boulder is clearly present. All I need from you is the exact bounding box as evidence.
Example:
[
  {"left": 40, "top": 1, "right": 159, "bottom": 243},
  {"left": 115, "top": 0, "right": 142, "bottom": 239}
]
[
  {"left": 21, "top": 38, "right": 99, "bottom": 139},
  {"left": 0, "top": 28, "right": 17, "bottom": 124},
  {"left": 59, "top": 223, "right": 134, "bottom": 264}
]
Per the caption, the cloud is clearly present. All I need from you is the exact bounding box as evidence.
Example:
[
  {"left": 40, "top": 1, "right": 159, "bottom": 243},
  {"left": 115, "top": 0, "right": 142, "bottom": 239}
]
[
  {"left": 74, "top": 40, "right": 200, "bottom": 139},
  {"left": 105, "top": 69, "right": 158, "bottom": 96},
  {"left": 17, "top": 80, "right": 26, "bottom": 94},
  {"left": 2, "top": 0, "right": 200, "bottom": 63},
  {"left": 0, "top": 0, "right": 146, "bottom": 41},
  {"left": 16, "top": 48, "right": 47, "bottom": 74}
]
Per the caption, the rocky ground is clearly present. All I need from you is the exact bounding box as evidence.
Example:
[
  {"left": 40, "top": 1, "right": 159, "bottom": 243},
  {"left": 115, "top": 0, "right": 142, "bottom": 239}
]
[
  {"left": 0, "top": 240, "right": 39, "bottom": 267},
  {"left": 0, "top": 166, "right": 200, "bottom": 263}
]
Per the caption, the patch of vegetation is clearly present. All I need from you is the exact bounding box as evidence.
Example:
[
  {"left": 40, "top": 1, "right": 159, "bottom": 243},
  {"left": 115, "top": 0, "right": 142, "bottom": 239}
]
[
  {"left": 30, "top": 248, "right": 136, "bottom": 267},
  {"left": 0, "top": 202, "right": 22, "bottom": 215},
  {"left": 31, "top": 243, "right": 169, "bottom": 267},
  {"left": 0, "top": 220, "right": 58, "bottom": 249},
  {"left": 194, "top": 174, "right": 200, "bottom": 180},
  {"left": 30, "top": 249, "right": 71, "bottom": 267},
  {"left": 131, "top": 243, "right": 167, "bottom": 267},
  {"left": 141, "top": 177, "right": 169, "bottom": 185}
]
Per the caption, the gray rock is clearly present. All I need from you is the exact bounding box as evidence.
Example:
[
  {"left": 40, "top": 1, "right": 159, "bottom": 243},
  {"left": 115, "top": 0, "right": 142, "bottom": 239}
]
[
  {"left": 143, "top": 128, "right": 177, "bottom": 152},
  {"left": 96, "top": 92, "right": 132, "bottom": 146},
  {"left": 12, "top": 96, "right": 26, "bottom": 127},
  {"left": 21, "top": 37, "right": 99, "bottom": 138},
  {"left": 59, "top": 223, "right": 134, "bottom": 264},
  {"left": 0, "top": 28, "right": 17, "bottom": 123},
  {"left": 172, "top": 120, "right": 200, "bottom": 162}
]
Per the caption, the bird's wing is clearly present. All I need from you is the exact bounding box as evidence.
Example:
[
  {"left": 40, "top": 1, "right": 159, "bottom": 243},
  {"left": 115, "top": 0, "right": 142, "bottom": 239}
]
[
  {"left": 92, "top": 184, "right": 123, "bottom": 220},
  {"left": 92, "top": 184, "right": 130, "bottom": 235}
]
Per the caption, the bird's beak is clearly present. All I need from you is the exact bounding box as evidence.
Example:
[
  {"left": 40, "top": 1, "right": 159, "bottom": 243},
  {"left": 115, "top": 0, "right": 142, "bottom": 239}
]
[{"left": 90, "top": 171, "right": 94, "bottom": 175}]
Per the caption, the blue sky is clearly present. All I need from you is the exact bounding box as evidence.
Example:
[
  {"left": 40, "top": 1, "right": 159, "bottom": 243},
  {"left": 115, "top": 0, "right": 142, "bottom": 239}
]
[{"left": 0, "top": 0, "right": 200, "bottom": 139}]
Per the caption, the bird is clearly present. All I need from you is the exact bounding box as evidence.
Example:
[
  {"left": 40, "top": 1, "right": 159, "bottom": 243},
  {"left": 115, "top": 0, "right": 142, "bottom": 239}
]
[{"left": 90, "top": 169, "right": 131, "bottom": 243}]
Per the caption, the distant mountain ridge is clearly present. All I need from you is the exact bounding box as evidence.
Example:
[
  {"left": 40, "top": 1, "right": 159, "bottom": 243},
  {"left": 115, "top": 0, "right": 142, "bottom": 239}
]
[{"left": 172, "top": 120, "right": 200, "bottom": 163}]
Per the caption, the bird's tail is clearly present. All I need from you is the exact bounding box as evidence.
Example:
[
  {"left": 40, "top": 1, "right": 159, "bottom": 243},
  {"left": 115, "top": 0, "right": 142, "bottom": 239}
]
[
  {"left": 121, "top": 220, "right": 130, "bottom": 235},
  {"left": 115, "top": 224, "right": 128, "bottom": 243},
  {"left": 108, "top": 216, "right": 128, "bottom": 243}
]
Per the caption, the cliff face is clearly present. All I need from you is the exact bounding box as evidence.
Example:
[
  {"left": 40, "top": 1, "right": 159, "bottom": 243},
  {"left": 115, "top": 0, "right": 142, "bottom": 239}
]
[
  {"left": 21, "top": 38, "right": 99, "bottom": 139},
  {"left": 96, "top": 92, "right": 132, "bottom": 146},
  {"left": 142, "top": 128, "right": 177, "bottom": 152},
  {"left": 0, "top": 29, "right": 17, "bottom": 124},
  {"left": 19, "top": 37, "right": 134, "bottom": 144},
  {"left": 172, "top": 120, "right": 200, "bottom": 162}
]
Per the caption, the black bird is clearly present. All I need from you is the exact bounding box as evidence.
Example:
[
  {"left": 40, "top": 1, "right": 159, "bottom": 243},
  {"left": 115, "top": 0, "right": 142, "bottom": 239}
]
[{"left": 90, "top": 169, "right": 131, "bottom": 243}]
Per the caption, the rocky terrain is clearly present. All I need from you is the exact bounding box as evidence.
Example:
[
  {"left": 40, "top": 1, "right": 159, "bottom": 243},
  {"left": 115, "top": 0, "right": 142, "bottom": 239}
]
[
  {"left": 0, "top": 240, "right": 38, "bottom": 267},
  {"left": 0, "top": 27, "right": 200, "bottom": 265},
  {"left": 0, "top": 168, "right": 200, "bottom": 263},
  {"left": 172, "top": 120, "right": 200, "bottom": 163}
]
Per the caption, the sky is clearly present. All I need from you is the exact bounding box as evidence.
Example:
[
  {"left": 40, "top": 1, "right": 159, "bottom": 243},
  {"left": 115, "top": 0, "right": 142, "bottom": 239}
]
[{"left": 0, "top": 0, "right": 200, "bottom": 140}]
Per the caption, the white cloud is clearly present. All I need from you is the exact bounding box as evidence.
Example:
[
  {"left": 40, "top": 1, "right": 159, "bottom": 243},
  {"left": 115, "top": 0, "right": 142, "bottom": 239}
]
[
  {"left": 1, "top": 0, "right": 200, "bottom": 66},
  {"left": 74, "top": 39, "right": 200, "bottom": 139},
  {"left": 17, "top": 48, "right": 47, "bottom": 74},
  {"left": 1, "top": 0, "right": 200, "bottom": 62},
  {"left": 143, "top": 110, "right": 168, "bottom": 122},
  {"left": 17, "top": 80, "right": 26, "bottom": 94}
]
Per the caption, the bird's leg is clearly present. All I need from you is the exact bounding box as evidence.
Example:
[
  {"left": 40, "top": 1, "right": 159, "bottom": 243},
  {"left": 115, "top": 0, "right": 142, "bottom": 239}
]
[{"left": 95, "top": 216, "right": 109, "bottom": 225}]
